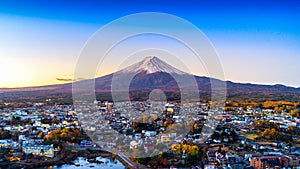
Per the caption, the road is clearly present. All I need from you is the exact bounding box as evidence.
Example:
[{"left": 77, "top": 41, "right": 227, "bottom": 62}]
[{"left": 115, "top": 150, "right": 142, "bottom": 169}]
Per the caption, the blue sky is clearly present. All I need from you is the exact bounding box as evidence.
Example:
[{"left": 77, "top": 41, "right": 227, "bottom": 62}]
[{"left": 0, "top": 0, "right": 300, "bottom": 87}]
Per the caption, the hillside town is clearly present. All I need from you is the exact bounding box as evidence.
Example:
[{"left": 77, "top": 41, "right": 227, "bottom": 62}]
[{"left": 0, "top": 100, "right": 300, "bottom": 169}]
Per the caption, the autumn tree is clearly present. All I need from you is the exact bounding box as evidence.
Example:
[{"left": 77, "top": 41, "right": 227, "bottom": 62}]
[
  {"left": 37, "top": 131, "right": 44, "bottom": 139},
  {"left": 171, "top": 143, "right": 199, "bottom": 156},
  {"left": 261, "top": 128, "right": 279, "bottom": 140},
  {"left": 44, "top": 128, "right": 85, "bottom": 146},
  {"left": 290, "top": 110, "right": 299, "bottom": 117}
]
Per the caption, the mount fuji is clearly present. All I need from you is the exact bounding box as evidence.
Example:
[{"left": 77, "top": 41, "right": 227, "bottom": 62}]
[
  {"left": 1, "top": 56, "right": 300, "bottom": 102},
  {"left": 90, "top": 56, "right": 198, "bottom": 101}
]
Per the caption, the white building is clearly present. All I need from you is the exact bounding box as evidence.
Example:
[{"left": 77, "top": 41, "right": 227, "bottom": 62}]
[{"left": 22, "top": 143, "right": 54, "bottom": 158}]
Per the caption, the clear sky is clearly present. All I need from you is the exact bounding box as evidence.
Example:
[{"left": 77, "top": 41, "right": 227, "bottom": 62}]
[{"left": 0, "top": 0, "right": 300, "bottom": 87}]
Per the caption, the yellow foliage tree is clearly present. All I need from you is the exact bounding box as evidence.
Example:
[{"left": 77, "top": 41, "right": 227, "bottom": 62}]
[
  {"left": 170, "top": 144, "right": 199, "bottom": 156},
  {"left": 290, "top": 110, "right": 299, "bottom": 117}
]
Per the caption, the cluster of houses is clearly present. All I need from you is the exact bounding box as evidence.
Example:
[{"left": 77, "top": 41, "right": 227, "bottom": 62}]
[
  {"left": 0, "top": 104, "right": 81, "bottom": 160},
  {"left": 86, "top": 101, "right": 206, "bottom": 148},
  {"left": 204, "top": 150, "right": 300, "bottom": 169},
  {"left": 0, "top": 100, "right": 300, "bottom": 168},
  {"left": 89, "top": 101, "right": 300, "bottom": 168},
  {"left": 203, "top": 106, "right": 300, "bottom": 169}
]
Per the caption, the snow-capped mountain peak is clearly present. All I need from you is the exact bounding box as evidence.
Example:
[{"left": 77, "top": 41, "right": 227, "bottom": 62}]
[{"left": 119, "top": 56, "right": 186, "bottom": 75}]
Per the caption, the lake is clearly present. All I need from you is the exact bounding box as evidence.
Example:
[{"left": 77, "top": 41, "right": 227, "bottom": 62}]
[{"left": 39, "top": 156, "right": 126, "bottom": 169}]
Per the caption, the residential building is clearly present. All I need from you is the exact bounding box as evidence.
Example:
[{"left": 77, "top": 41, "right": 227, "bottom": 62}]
[
  {"left": 250, "top": 156, "right": 288, "bottom": 169},
  {"left": 22, "top": 143, "right": 54, "bottom": 158}
]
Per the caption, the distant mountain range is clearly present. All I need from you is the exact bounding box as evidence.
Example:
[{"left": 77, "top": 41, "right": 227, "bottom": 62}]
[{"left": 1, "top": 56, "right": 300, "bottom": 103}]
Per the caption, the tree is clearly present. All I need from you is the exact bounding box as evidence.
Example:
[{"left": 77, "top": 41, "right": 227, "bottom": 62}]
[
  {"left": 141, "top": 115, "right": 150, "bottom": 123},
  {"left": 12, "top": 131, "right": 19, "bottom": 141},
  {"left": 262, "top": 128, "right": 279, "bottom": 140},
  {"left": 187, "top": 145, "right": 199, "bottom": 155},
  {"left": 153, "top": 114, "right": 159, "bottom": 121},
  {"left": 290, "top": 110, "right": 299, "bottom": 117},
  {"left": 0, "top": 129, "right": 11, "bottom": 139},
  {"left": 44, "top": 128, "right": 85, "bottom": 146},
  {"left": 27, "top": 153, "right": 34, "bottom": 159},
  {"left": 171, "top": 144, "right": 199, "bottom": 156},
  {"left": 37, "top": 132, "right": 44, "bottom": 139}
]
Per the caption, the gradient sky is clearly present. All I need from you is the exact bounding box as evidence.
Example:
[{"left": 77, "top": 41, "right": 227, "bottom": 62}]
[{"left": 0, "top": 0, "right": 300, "bottom": 87}]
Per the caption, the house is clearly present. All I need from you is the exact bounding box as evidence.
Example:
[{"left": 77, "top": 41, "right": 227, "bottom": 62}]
[
  {"left": 18, "top": 135, "right": 26, "bottom": 141},
  {"left": 207, "top": 151, "right": 217, "bottom": 162},
  {"left": 216, "top": 152, "right": 226, "bottom": 164},
  {"left": 245, "top": 154, "right": 253, "bottom": 160},
  {"left": 204, "top": 164, "right": 216, "bottom": 169},
  {"left": 135, "top": 133, "right": 142, "bottom": 140},
  {"left": 285, "top": 154, "right": 300, "bottom": 167},
  {"left": 262, "top": 109, "right": 274, "bottom": 114},
  {"left": 0, "top": 139, "right": 13, "bottom": 148},
  {"left": 226, "top": 153, "right": 241, "bottom": 164},
  {"left": 130, "top": 141, "right": 139, "bottom": 149},
  {"left": 80, "top": 140, "right": 94, "bottom": 147},
  {"left": 161, "top": 134, "right": 171, "bottom": 143},
  {"left": 144, "top": 131, "right": 156, "bottom": 137},
  {"left": 13, "top": 110, "right": 28, "bottom": 120}
]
